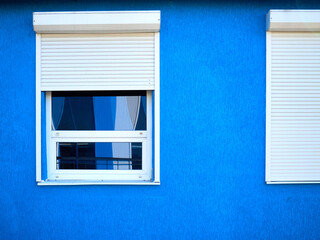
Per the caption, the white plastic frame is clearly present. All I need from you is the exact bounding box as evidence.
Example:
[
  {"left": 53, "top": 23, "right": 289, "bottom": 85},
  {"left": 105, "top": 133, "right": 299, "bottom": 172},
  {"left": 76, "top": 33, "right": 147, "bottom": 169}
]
[
  {"left": 45, "top": 91, "right": 152, "bottom": 182},
  {"left": 49, "top": 139, "right": 149, "bottom": 181},
  {"left": 36, "top": 89, "right": 160, "bottom": 185}
]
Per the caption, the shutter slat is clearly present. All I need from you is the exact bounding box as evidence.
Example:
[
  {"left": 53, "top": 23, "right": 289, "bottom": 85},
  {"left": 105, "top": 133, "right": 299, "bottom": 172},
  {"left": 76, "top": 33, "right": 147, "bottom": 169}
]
[
  {"left": 42, "top": 41, "right": 154, "bottom": 46},
  {"left": 41, "top": 52, "right": 154, "bottom": 57},
  {"left": 42, "top": 56, "right": 154, "bottom": 60},
  {"left": 42, "top": 66, "right": 154, "bottom": 71},
  {"left": 271, "top": 52, "right": 320, "bottom": 56},
  {"left": 42, "top": 48, "right": 154, "bottom": 53},
  {"left": 42, "top": 68, "right": 154, "bottom": 73}
]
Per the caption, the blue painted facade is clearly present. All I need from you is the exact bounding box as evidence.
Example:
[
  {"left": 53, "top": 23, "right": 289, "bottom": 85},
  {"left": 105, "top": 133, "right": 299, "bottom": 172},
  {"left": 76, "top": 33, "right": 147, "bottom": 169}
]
[{"left": 1, "top": 0, "right": 320, "bottom": 239}]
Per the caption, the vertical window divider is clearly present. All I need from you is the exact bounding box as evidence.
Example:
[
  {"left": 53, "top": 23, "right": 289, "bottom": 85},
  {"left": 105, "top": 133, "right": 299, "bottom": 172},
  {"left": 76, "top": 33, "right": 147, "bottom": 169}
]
[
  {"left": 147, "top": 91, "right": 153, "bottom": 180},
  {"left": 46, "top": 92, "right": 53, "bottom": 180}
]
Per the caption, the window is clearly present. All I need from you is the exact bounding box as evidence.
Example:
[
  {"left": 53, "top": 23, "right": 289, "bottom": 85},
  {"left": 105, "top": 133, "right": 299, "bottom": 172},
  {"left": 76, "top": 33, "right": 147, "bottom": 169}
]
[
  {"left": 266, "top": 10, "right": 320, "bottom": 183},
  {"left": 34, "top": 11, "right": 160, "bottom": 185},
  {"left": 47, "top": 91, "right": 151, "bottom": 181}
]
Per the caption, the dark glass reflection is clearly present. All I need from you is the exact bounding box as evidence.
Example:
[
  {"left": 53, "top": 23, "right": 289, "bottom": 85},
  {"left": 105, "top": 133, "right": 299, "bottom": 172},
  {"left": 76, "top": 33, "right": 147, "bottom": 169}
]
[
  {"left": 57, "top": 142, "right": 142, "bottom": 170},
  {"left": 52, "top": 91, "right": 146, "bottom": 131}
]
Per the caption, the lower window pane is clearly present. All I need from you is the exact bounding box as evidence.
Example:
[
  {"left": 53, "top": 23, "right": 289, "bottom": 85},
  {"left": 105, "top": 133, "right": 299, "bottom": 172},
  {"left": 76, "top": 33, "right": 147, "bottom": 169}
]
[{"left": 57, "top": 142, "right": 142, "bottom": 170}]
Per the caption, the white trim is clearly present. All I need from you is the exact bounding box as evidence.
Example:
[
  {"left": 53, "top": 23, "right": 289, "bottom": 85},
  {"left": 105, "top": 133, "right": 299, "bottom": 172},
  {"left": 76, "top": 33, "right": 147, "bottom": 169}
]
[
  {"left": 46, "top": 92, "right": 52, "bottom": 181},
  {"left": 267, "top": 181, "right": 320, "bottom": 184},
  {"left": 52, "top": 137, "right": 147, "bottom": 142},
  {"left": 48, "top": 139, "right": 149, "bottom": 181},
  {"left": 38, "top": 180, "right": 160, "bottom": 186},
  {"left": 50, "top": 131, "right": 148, "bottom": 138},
  {"left": 33, "top": 11, "right": 161, "bottom": 33},
  {"left": 267, "top": 10, "right": 320, "bottom": 32},
  {"left": 46, "top": 93, "right": 153, "bottom": 182},
  {"left": 41, "top": 86, "right": 155, "bottom": 92},
  {"left": 154, "top": 32, "right": 160, "bottom": 183},
  {"left": 36, "top": 33, "right": 42, "bottom": 182},
  {"left": 265, "top": 32, "right": 271, "bottom": 183},
  {"left": 34, "top": 11, "right": 160, "bottom": 14},
  {"left": 147, "top": 91, "right": 153, "bottom": 180},
  {"left": 49, "top": 128, "right": 56, "bottom": 180}
]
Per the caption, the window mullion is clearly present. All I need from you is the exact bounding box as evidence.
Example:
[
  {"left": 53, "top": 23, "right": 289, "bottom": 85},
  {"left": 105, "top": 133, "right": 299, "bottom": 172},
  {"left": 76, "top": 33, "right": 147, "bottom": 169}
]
[{"left": 51, "top": 131, "right": 147, "bottom": 138}]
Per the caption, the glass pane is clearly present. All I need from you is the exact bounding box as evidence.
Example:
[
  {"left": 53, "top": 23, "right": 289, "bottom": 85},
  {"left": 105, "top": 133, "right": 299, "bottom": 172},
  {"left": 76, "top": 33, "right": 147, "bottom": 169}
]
[
  {"left": 52, "top": 91, "right": 146, "bottom": 131},
  {"left": 57, "top": 142, "right": 142, "bottom": 170}
]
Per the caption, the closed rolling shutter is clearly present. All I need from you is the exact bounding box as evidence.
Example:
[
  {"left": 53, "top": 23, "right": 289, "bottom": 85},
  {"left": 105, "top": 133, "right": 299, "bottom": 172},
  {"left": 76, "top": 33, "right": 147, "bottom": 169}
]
[
  {"left": 266, "top": 32, "right": 320, "bottom": 182},
  {"left": 39, "top": 33, "right": 155, "bottom": 91}
]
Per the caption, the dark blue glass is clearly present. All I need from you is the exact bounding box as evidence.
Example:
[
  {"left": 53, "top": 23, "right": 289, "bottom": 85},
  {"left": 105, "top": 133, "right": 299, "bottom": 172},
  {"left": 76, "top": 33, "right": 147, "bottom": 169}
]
[
  {"left": 57, "top": 142, "right": 142, "bottom": 170},
  {"left": 52, "top": 91, "right": 146, "bottom": 131}
]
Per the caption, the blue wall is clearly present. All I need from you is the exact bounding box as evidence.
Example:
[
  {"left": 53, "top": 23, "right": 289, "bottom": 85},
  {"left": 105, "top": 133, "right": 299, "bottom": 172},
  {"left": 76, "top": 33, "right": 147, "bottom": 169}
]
[{"left": 1, "top": 0, "right": 320, "bottom": 239}]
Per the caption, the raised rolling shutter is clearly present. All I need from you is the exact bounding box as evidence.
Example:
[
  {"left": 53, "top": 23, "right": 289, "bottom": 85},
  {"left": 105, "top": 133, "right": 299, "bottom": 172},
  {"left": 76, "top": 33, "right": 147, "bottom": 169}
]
[
  {"left": 39, "top": 33, "right": 155, "bottom": 91},
  {"left": 266, "top": 32, "right": 320, "bottom": 182}
]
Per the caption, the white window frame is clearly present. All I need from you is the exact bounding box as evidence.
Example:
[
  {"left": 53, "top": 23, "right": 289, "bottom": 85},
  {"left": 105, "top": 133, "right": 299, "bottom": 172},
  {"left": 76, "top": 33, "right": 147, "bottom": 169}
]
[
  {"left": 46, "top": 91, "right": 152, "bottom": 182},
  {"left": 34, "top": 11, "right": 160, "bottom": 185}
]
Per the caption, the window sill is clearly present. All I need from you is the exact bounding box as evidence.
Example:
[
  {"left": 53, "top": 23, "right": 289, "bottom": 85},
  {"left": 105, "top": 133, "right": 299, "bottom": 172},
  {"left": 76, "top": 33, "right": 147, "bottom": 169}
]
[
  {"left": 266, "top": 181, "right": 320, "bottom": 184},
  {"left": 37, "top": 180, "right": 160, "bottom": 186}
]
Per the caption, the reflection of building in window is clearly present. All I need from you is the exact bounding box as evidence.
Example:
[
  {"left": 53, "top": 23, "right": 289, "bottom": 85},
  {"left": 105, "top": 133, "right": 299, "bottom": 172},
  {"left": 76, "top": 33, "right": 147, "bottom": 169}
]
[
  {"left": 52, "top": 91, "right": 146, "bottom": 170},
  {"left": 57, "top": 142, "right": 142, "bottom": 170}
]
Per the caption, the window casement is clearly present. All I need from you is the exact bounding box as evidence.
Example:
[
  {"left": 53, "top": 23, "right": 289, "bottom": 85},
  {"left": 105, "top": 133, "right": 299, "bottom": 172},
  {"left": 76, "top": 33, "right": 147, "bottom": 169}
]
[
  {"left": 266, "top": 10, "right": 320, "bottom": 183},
  {"left": 34, "top": 11, "right": 160, "bottom": 185}
]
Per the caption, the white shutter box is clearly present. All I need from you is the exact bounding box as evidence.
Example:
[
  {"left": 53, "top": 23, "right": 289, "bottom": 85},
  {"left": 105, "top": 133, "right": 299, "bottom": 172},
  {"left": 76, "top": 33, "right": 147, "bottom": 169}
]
[
  {"left": 39, "top": 33, "right": 155, "bottom": 91},
  {"left": 33, "top": 11, "right": 161, "bottom": 33},
  {"left": 266, "top": 32, "right": 320, "bottom": 182},
  {"left": 267, "top": 10, "right": 320, "bottom": 32}
]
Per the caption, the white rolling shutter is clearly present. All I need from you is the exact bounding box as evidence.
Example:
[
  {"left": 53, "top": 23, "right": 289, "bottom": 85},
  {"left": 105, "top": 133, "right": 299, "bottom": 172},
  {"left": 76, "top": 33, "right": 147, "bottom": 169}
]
[
  {"left": 39, "top": 33, "right": 155, "bottom": 91},
  {"left": 266, "top": 32, "right": 320, "bottom": 182}
]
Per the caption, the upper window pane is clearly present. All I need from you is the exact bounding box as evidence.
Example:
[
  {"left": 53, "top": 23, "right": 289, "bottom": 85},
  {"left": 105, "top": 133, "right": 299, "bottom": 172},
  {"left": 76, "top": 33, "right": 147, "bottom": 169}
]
[{"left": 52, "top": 91, "right": 146, "bottom": 131}]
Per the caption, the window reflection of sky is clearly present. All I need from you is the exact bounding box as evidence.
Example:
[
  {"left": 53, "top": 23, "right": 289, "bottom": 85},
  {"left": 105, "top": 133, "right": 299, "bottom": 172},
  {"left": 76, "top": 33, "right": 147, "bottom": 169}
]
[
  {"left": 52, "top": 91, "right": 146, "bottom": 170},
  {"left": 52, "top": 92, "right": 146, "bottom": 131}
]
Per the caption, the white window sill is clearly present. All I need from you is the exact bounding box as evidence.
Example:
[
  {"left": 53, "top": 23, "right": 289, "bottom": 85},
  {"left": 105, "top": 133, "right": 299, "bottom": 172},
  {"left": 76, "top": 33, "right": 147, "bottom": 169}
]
[
  {"left": 37, "top": 180, "right": 160, "bottom": 186},
  {"left": 266, "top": 181, "right": 320, "bottom": 184}
]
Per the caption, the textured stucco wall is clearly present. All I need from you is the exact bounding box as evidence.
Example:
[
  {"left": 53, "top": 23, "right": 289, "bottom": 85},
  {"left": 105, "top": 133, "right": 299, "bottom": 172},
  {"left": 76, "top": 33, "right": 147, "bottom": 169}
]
[{"left": 1, "top": 0, "right": 320, "bottom": 239}]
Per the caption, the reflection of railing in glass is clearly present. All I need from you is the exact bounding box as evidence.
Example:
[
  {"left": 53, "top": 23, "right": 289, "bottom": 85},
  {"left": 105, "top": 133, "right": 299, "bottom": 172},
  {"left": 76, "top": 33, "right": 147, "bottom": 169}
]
[
  {"left": 56, "top": 142, "right": 142, "bottom": 170},
  {"left": 57, "top": 157, "right": 143, "bottom": 170}
]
